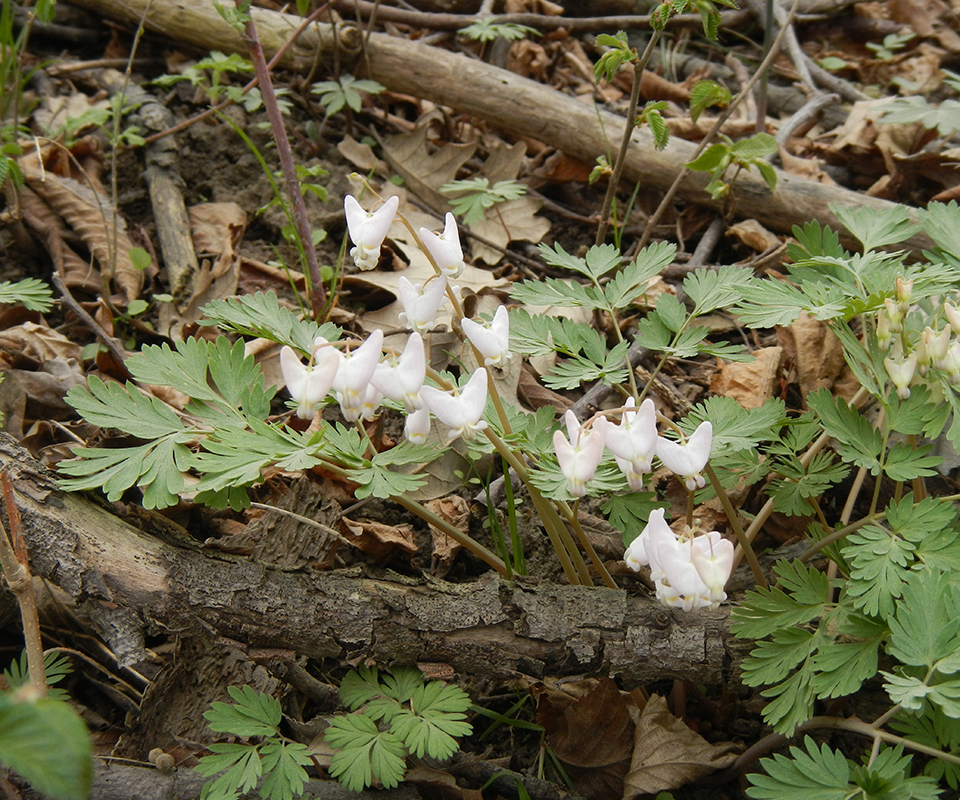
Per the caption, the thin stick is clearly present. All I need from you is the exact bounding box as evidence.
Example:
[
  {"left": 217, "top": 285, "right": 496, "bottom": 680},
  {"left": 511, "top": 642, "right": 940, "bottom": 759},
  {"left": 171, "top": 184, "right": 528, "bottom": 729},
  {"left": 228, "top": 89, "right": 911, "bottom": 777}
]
[
  {"left": 244, "top": 15, "right": 326, "bottom": 317},
  {"left": 0, "top": 471, "right": 46, "bottom": 696}
]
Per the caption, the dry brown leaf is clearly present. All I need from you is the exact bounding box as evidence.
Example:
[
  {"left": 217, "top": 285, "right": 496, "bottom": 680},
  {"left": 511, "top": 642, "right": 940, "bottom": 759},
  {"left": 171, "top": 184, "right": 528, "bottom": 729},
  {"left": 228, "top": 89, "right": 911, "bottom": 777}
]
[
  {"left": 381, "top": 111, "right": 477, "bottom": 213},
  {"left": 623, "top": 694, "right": 739, "bottom": 798},
  {"left": 404, "top": 766, "right": 484, "bottom": 800},
  {"left": 778, "top": 147, "right": 836, "bottom": 185},
  {"left": 0, "top": 322, "right": 83, "bottom": 366},
  {"left": 424, "top": 496, "right": 468, "bottom": 576},
  {"left": 538, "top": 678, "right": 634, "bottom": 800},
  {"left": 726, "top": 219, "right": 781, "bottom": 252},
  {"left": 20, "top": 152, "right": 145, "bottom": 305},
  {"left": 337, "top": 134, "right": 386, "bottom": 172},
  {"left": 159, "top": 203, "right": 245, "bottom": 339},
  {"left": 777, "top": 312, "right": 846, "bottom": 405},
  {"left": 341, "top": 517, "right": 418, "bottom": 562},
  {"left": 710, "top": 347, "right": 782, "bottom": 408}
]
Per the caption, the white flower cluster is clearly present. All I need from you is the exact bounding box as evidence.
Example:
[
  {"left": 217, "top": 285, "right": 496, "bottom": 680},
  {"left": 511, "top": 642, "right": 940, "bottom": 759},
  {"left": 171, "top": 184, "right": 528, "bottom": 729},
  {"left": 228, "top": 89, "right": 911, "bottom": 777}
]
[
  {"left": 879, "top": 278, "right": 960, "bottom": 398},
  {"left": 278, "top": 197, "right": 510, "bottom": 443},
  {"left": 623, "top": 509, "right": 734, "bottom": 611},
  {"left": 553, "top": 398, "right": 714, "bottom": 497}
]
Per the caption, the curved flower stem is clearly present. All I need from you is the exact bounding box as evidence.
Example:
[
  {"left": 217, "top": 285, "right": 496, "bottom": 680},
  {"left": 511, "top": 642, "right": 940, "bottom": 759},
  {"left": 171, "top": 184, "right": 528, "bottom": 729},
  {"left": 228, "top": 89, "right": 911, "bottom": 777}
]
[
  {"left": 705, "top": 462, "right": 766, "bottom": 589},
  {"left": 564, "top": 499, "right": 617, "bottom": 589},
  {"left": 391, "top": 494, "right": 509, "bottom": 578},
  {"left": 596, "top": 31, "right": 662, "bottom": 246},
  {"left": 484, "top": 429, "right": 591, "bottom": 585}
]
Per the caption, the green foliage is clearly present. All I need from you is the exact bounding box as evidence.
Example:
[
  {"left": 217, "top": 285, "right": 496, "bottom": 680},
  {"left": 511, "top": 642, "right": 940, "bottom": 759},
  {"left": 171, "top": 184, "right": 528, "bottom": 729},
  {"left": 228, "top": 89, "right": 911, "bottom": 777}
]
[
  {"left": 458, "top": 18, "right": 539, "bottom": 42},
  {"left": 689, "top": 79, "right": 731, "bottom": 123},
  {"left": 153, "top": 51, "right": 252, "bottom": 104},
  {"left": 594, "top": 31, "right": 634, "bottom": 82},
  {"left": 685, "top": 132, "right": 777, "bottom": 199},
  {"left": 0, "top": 277, "right": 53, "bottom": 312},
  {"left": 866, "top": 31, "right": 916, "bottom": 60},
  {"left": 747, "top": 737, "right": 939, "bottom": 800},
  {"left": 326, "top": 665, "right": 472, "bottom": 792},
  {"left": 0, "top": 690, "right": 92, "bottom": 800},
  {"left": 3, "top": 651, "right": 73, "bottom": 702},
  {"left": 311, "top": 75, "right": 385, "bottom": 115},
  {"left": 197, "top": 686, "right": 312, "bottom": 800},
  {"left": 440, "top": 177, "right": 527, "bottom": 224},
  {"left": 639, "top": 101, "right": 670, "bottom": 150}
]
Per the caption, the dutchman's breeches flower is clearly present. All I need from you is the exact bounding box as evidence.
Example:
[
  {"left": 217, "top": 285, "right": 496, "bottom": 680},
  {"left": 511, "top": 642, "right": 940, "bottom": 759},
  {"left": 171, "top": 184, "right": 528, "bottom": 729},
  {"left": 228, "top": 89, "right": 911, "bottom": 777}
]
[
  {"left": 344, "top": 195, "right": 399, "bottom": 271},
  {"left": 404, "top": 405, "right": 431, "bottom": 444},
  {"left": 462, "top": 305, "right": 511, "bottom": 368},
  {"left": 624, "top": 509, "right": 732, "bottom": 611},
  {"left": 419, "top": 212, "right": 465, "bottom": 278},
  {"left": 371, "top": 331, "right": 426, "bottom": 412},
  {"left": 280, "top": 345, "right": 340, "bottom": 420},
  {"left": 656, "top": 421, "right": 713, "bottom": 491},
  {"left": 398, "top": 275, "right": 448, "bottom": 333},
  {"left": 552, "top": 411, "right": 607, "bottom": 498},
  {"left": 330, "top": 329, "right": 384, "bottom": 422},
  {"left": 605, "top": 397, "right": 658, "bottom": 491},
  {"left": 884, "top": 351, "right": 917, "bottom": 399},
  {"left": 420, "top": 367, "right": 489, "bottom": 442}
]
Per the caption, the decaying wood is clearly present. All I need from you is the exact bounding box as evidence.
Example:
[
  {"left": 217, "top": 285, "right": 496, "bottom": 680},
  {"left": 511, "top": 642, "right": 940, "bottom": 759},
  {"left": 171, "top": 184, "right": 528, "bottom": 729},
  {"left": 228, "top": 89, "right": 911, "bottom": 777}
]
[
  {"left": 66, "top": 0, "right": 934, "bottom": 252},
  {"left": 2, "top": 435, "right": 730, "bottom": 685}
]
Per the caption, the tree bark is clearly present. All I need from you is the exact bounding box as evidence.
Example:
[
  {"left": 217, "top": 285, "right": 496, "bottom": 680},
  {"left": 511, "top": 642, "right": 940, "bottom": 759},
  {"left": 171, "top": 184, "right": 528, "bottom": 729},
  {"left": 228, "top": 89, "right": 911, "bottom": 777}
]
[
  {"left": 2, "top": 434, "right": 732, "bottom": 685},
  {"left": 65, "top": 0, "right": 934, "bottom": 252}
]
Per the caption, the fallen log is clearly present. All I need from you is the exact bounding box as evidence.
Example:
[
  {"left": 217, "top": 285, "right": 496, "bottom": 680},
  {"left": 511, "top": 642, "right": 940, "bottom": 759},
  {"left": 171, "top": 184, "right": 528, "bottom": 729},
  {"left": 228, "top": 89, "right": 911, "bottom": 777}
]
[
  {"left": 2, "top": 434, "right": 731, "bottom": 685},
  {"left": 66, "top": 0, "right": 934, "bottom": 251}
]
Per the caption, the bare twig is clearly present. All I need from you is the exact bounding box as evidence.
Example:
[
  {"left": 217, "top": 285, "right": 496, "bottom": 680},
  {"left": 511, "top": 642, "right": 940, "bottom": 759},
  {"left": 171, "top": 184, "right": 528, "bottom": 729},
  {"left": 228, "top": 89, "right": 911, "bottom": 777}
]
[
  {"left": 0, "top": 471, "right": 46, "bottom": 696},
  {"left": 244, "top": 15, "right": 326, "bottom": 317}
]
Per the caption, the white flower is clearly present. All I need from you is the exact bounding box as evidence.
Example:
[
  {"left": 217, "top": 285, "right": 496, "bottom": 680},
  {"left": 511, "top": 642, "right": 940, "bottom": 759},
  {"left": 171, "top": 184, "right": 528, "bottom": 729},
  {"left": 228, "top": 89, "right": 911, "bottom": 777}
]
[
  {"left": 690, "top": 531, "right": 734, "bottom": 607},
  {"left": 371, "top": 332, "right": 426, "bottom": 412},
  {"left": 940, "top": 339, "right": 960, "bottom": 384},
  {"left": 331, "top": 329, "right": 384, "bottom": 421},
  {"left": 398, "top": 275, "right": 448, "bottom": 333},
  {"left": 945, "top": 302, "right": 960, "bottom": 335},
  {"left": 552, "top": 411, "right": 607, "bottom": 498},
  {"left": 420, "top": 212, "right": 464, "bottom": 278},
  {"left": 404, "top": 405, "right": 432, "bottom": 444},
  {"left": 420, "top": 368, "right": 489, "bottom": 442},
  {"left": 656, "top": 421, "right": 712, "bottom": 491},
  {"left": 655, "top": 542, "right": 710, "bottom": 612},
  {"left": 462, "top": 306, "right": 511, "bottom": 368},
  {"left": 344, "top": 195, "right": 399, "bottom": 271},
  {"left": 884, "top": 352, "right": 917, "bottom": 399},
  {"left": 917, "top": 326, "right": 950, "bottom": 375},
  {"left": 605, "top": 398, "right": 658, "bottom": 491},
  {"left": 280, "top": 345, "right": 339, "bottom": 420}
]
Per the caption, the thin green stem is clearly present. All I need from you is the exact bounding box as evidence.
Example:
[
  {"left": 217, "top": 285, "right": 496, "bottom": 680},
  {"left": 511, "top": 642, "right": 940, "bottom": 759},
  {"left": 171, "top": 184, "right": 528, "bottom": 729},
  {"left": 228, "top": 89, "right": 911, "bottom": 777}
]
[
  {"left": 484, "top": 428, "right": 590, "bottom": 585},
  {"left": 564, "top": 499, "right": 617, "bottom": 589},
  {"left": 705, "top": 462, "right": 766, "bottom": 589},
  {"left": 637, "top": 0, "right": 803, "bottom": 251},
  {"left": 393, "top": 494, "right": 509, "bottom": 578},
  {"left": 596, "top": 31, "right": 662, "bottom": 246}
]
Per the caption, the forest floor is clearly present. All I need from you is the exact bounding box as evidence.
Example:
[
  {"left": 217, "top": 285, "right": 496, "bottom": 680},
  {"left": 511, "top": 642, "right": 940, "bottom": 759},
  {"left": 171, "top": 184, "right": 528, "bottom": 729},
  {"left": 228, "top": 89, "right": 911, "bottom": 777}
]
[{"left": 4, "top": 0, "right": 960, "bottom": 798}]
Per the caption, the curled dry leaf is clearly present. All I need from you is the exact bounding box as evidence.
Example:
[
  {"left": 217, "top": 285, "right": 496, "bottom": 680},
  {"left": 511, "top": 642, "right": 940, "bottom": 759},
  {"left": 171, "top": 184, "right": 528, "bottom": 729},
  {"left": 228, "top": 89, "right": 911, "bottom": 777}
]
[
  {"left": 159, "top": 203, "right": 245, "bottom": 339},
  {"left": 710, "top": 346, "right": 782, "bottom": 409},
  {"left": 341, "top": 517, "right": 418, "bottom": 563},
  {"left": 424, "top": 496, "right": 468, "bottom": 576},
  {"left": 537, "top": 677, "right": 634, "bottom": 800},
  {"left": 19, "top": 147, "right": 146, "bottom": 305},
  {"left": 623, "top": 694, "right": 739, "bottom": 798}
]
